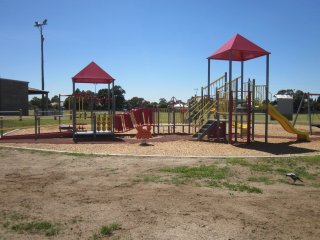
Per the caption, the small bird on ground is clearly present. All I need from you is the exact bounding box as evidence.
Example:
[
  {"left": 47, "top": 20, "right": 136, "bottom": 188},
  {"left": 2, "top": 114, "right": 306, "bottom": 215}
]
[{"left": 286, "top": 173, "right": 303, "bottom": 183}]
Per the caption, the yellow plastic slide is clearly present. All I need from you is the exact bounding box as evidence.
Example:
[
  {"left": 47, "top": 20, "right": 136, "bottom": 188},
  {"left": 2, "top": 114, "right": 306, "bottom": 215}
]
[{"left": 266, "top": 104, "right": 309, "bottom": 141}]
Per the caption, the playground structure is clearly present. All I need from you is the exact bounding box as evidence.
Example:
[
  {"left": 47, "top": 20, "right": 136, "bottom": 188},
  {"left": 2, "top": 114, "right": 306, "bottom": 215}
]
[
  {"left": 71, "top": 61, "right": 115, "bottom": 139},
  {"left": 187, "top": 34, "right": 309, "bottom": 143},
  {"left": 69, "top": 62, "right": 192, "bottom": 138},
  {"left": 0, "top": 35, "right": 312, "bottom": 143}
]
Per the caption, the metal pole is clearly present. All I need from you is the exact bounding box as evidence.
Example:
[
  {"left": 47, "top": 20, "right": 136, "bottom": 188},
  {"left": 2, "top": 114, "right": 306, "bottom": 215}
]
[
  {"left": 152, "top": 108, "right": 155, "bottom": 134},
  {"left": 252, "top": 79, "right": 256, "bottom": 141},
  {"left": 72, "top": 81, "right": 76, "bottom": 139},
  {"left": 224, "top": 72, "right": 227, "bottom": 92},
  {"left": 188, "top": 101, "right": 191, "bottom": 134},
  {"left": 167, "top": 107, "right": 170, "bottom": 133},
  {"left": 173, "top": 107, "right": 176, "bottom": 134},
  {"left": 58, "top": 94, "right": 61, "bottom": 130},
  {"left": 34, "top": 112, "right": 38, "bottom": 140},
  {"left": 293, "top": 94, "right": 305, "bottom": 127},
  {"left": 224, "top": 72, "right": 227, "bottom": 117},
  {"left": 112, "top": 80, "right": 115, "bottom": 133},
  {"left": 40, "top": 26, "right": 45, "bottom": 115},
  {"left": 59, "top": 94, "right": 61, "bottom": 115},
  {"left": 91, "top": 93, "right": 94, "bottom": 131},
  {"left": 235, "top": 77, "right": 238, "bottom": 142},
  {"left": 201, "top": 87, "right": 204, "bottom": 111},
  {"left": 38, "top": 117, "right": 41, "bottom": 135},
  {"left": 207, "top": 59, "right": 211, "bottom": 100},
  {"left": 108, "top": 83, "right": 111, "bottom": 115},
  {"left": 228, "top": 51, "right": 233, "bottom": 144},
  {"left": 247, "top": 80, "right": 251, "bottom": 144},
  {"left": 216, "top": 88, "right": 220, "bottom": 140},
  {"left": 265, "top": 55, "right": 270, "bottom": 143},
  {"left": 0, "top": 117, "right": 3, "bottom": 138},
  {"left": 157, "top": 108, "right": 160, "bottom": 134},
  {"left": 308, "top": 93, "right": 312, "bottom": 134},
  {"left": 240, "top": 61, "right": 244, "bottom": 138}
]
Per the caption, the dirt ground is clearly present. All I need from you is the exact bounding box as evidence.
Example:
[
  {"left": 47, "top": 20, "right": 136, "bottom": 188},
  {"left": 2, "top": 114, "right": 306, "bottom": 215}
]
[{"left": 0, "top": 147, "right": 319, "bottom": 239}]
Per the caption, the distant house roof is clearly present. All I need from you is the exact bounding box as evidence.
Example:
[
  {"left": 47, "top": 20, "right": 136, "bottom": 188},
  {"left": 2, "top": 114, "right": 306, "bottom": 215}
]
[
  {"left": 28, "top": 87, "right": 49, "bottom": 94},
  {"left": 174, "top": 103, "right": 186, "bottom": 108},
  {"left": 72, "top": 61, "right": 115, "bottom": 84},
  {"left": 275, "top": 94, "right": 293, "bottom": 99},
  {"left": 208, "top": 34, "right": 270, "bottom": 61}
]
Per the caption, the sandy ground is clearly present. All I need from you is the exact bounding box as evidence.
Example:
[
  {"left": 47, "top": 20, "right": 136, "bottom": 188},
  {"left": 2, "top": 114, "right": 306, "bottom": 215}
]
[
  {"left": 1, "top": 124, "right": 320, "bottom": 157},
  {"left": 0, "top": 148, "right": 319, "bottom": 239}
]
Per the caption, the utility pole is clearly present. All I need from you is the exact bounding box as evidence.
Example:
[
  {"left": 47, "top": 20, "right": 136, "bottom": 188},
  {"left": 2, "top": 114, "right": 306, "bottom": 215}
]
[{"left": 34, "top": 19, "right": 47, "bottom": 115}]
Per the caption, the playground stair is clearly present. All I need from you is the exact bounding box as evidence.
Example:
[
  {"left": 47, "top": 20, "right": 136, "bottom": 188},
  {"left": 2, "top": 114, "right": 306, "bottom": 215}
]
[{"left": 192, "top": 119, "right": 217, "bottom": 140}]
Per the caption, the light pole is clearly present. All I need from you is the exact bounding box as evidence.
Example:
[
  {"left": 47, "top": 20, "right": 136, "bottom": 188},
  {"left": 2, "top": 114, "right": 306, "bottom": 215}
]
[{"left": 34, "top": 19, "right": 47, "bottom": 114}]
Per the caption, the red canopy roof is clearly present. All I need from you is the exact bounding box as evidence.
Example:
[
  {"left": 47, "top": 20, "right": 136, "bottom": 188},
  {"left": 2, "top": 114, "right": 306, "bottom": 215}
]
[
  {"left": 72, "top": 61, "right": 115, "bottom": 84},
  {"left": 208, "top": 34, "right": 270, "bottom": 61}
]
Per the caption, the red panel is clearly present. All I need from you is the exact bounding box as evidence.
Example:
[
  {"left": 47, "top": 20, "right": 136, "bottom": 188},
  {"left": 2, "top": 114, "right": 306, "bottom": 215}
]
[
  {"left": 142, "top": 108, "right": 154, "bottom": 125},
  {"left": 114, "top": 115, "right": 123, "bottom": 132},
  {"left": 123, "top": 112, "right": 134, "bottom": 130},
  {"left": 72, "top": 61, "right": 115, "bottom": 84},
  {"left": 209, "top": 122, "right": 226, "bottom": 139},
  {"left": 132, "top": 109, "right": 144, "bottom": 125}
]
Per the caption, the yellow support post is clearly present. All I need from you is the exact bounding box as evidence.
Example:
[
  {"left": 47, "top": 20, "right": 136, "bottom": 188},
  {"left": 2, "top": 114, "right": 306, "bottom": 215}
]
[
  {"left": 97, "top": 115, "right": 101, "bottom": 131},
  {"left": 107, "top": 115, "right": 112, "bottom": 131},
  {"left": 102, "top": 113, "right": 106, "bottom": 131}
]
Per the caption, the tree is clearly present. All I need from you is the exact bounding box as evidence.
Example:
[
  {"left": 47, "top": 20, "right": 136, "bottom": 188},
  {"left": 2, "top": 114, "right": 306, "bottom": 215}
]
[
  {"left": 97, "top": 85, "right": 126, "bottom": 110},
  {"left": 29, "top": 97, "right": 42, "bottom": 109},
  {"left": 293, "top": 90, "right": 305, "bottom": 112},
  {"left": 126, "top": 97, "right": 151, "bottom": 110},
  {"left": 51, "top": 95, "right": 59, "bottom": 103},
  {"left": 50, "top": 95, "right": 60, "bottom": 109},
  {"left": 276, "top": 89, "right": 294, "bottom": 96},
  {"left": 63, "top": 96, "right": 72, "bottom": 110},
  {"left": 150, "top": 102, "right": 158, "bottom": 108},
  {"left": 158, "top": 98, "right": 168, "bottom": 108}
]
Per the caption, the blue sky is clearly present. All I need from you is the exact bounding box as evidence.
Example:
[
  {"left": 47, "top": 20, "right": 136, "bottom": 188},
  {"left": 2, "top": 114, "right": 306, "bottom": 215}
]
[{"left": 1, "top": 0, "right": 320, "bottom": 102}]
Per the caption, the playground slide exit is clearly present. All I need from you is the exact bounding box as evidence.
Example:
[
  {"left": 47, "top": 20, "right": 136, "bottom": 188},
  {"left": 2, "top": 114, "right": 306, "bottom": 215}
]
[{"left": 266, "top": 103, "right": 309, "bottom": 141}]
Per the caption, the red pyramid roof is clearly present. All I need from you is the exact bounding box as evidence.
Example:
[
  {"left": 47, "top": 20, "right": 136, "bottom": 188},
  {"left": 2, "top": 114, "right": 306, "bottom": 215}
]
[
  {"left": 208, "top": 34, "right": 270, "bottom": 61},
  {"left": 72, "top": 61, "right": 115, "bottom": 84}
]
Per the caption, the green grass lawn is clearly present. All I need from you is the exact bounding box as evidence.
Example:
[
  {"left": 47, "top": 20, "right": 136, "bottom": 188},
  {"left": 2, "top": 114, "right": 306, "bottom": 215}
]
[{"left": 133, "top": 155, "right": 320, "bottom": 194}]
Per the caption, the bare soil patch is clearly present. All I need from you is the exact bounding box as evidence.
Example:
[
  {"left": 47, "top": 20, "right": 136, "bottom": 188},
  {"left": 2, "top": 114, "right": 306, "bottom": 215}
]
[{"left": 0, "top": 148, "right": 319, "bottom": 239}]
